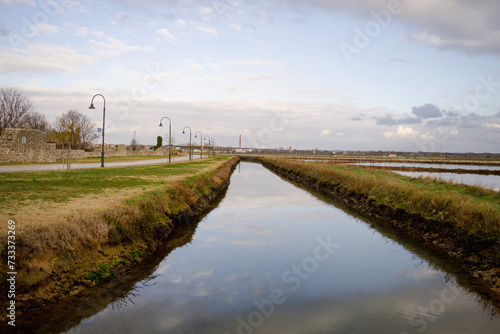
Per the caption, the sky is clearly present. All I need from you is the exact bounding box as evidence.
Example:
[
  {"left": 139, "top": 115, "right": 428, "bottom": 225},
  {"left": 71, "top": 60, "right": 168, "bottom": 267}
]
[{"left": 0, "top": 0, "right": 499, "bottom": 153}]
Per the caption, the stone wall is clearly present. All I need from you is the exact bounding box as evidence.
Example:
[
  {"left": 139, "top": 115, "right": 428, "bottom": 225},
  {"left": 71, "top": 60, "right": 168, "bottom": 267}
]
[
  {"left": 55, "top": 145, "right": 167, "bottom": 160},
  {"left": 55, "top": 148, "right": 88, "bottom": 160},
  {"left": 0, "top": 128, "right": 56, "bottom": 163},
  {"left": 0, "top": 128, "right": 168, "bottom": 163}
]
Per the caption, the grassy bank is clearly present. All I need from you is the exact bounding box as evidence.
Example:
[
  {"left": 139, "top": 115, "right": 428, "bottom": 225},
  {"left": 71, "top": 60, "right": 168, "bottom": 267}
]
[
  {"left": 0, "top": 155, "right": 238, "bottom": 301},
  {"left": 250, "top": 156, "right": 500, "bottom": 296}
]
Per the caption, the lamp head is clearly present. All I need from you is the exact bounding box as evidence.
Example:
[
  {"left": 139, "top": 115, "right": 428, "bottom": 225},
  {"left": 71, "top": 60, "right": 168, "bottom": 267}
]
[
  {"left": 159, "top": 122, "right": 163, "bottom": 127},
  {"left": 89, "top": 103, "right": 95, "bottom": 110},
  {"left": 182, "top": 130, "right": 185, "bottom": 134}
]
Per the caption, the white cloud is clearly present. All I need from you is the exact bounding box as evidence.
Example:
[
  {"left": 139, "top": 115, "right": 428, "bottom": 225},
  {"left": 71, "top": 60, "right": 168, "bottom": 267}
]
[
  {"left": 156, "top": 28, "right": 177, "bottom": 45},
  {"left": 384, "top": 126, "right": 420, "bottom": 139},
  {"left": 0, "top": 0, "right": 35, "bottom": 5},
  {"left": 180, "top": 58, "right": 204, "bottom": 72},
  {"left": 175, "top": 19, "right": 186, "bottom": 27},
  {"left": 420, "top": 132, "right": 434, "bottom": 140},
  {"left": 89, "top": 36, "right": 154, "bottom": 58},
  {"left": 195, "top": 25, "right": 218, "bottom": 36},
  {"left": 34, "top": 24, "right": 60, "bottom": 35},
  {"left": 396, "top": 126, "right": 419, "bottom": 138},
  {"left": 229, "top": 23, "right": 241, "bottom": 31},
  {"left": 0, "top": 43, "right": 92, "bottom": 74},
  {"left": 336, "top": 132, "right": 345, "bottom": 137},
  {"left": 74, "top": 26, "right": 89, "bottom": 37},
  {"left": 320, "top": 129, "right": 331, "bottom": 136},
  {"left": 278, "top": 0, "right": 500, "bottom": 55},
  {"left": 484, "top": 123, "right": 500, "bottom": 129}
]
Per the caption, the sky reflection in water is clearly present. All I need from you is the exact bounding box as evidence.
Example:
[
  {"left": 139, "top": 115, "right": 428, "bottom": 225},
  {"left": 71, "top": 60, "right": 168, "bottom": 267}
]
[{"left": 67, "top": 162, "right": 500, "bottom": 334}]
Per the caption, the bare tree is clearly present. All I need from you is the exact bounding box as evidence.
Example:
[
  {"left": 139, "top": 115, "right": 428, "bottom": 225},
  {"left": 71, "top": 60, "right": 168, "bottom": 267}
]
[
  {"left": 0, "top": 87, "right": 34, "bottom": 134},
  {"left": 22, "top": 111, "right": 51, "bottom": 133},
  {"left": 50, "top": 109, "right": 99, "bottom": 149},
  {"left": 130, "top": 137, "right": 140, "bottom": 150}
]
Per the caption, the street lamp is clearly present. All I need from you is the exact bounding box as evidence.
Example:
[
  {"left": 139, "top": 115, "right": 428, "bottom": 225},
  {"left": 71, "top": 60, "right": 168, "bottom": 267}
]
[
  {"left": 204, "top": 135, "right": 212, "bottom": 158},
  {"left": 182, "top": 126, "right": 192, "bottom": 161},
  {"left": 212, "top": 138, "right": 217, "bottom": 156},
  {"left": 195, "top": 132, "right": 203, "bottom": 159},
  {"left": 159, "top": 117, "right": 172, "bottom": 163},
  {"left": 89, "top": 94, "right": 106, "bottom": 168}
]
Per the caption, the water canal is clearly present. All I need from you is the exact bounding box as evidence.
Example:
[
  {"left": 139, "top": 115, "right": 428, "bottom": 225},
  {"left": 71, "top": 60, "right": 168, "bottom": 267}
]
[{"left": 64, "top": 162, "right": 500, "bottom": 334}]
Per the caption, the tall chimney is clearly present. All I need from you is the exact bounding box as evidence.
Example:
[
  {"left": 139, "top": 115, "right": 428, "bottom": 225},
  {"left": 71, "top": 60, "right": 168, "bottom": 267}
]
[{"left": 239, "top": 134, "right": 241, "bottom": 149}]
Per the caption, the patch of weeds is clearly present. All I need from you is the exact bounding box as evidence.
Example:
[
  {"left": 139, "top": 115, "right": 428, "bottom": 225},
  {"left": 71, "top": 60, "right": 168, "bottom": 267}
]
[
  {"left": 131, "top": 247, "right": 146, "bottom": 261},
  {"left": 83, "top": 259, "right": 126, "bottom": 285}
]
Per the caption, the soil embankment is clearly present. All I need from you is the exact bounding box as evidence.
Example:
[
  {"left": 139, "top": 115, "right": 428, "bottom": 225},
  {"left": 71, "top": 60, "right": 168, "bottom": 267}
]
[
  {"left": 0, "top": 156, "right": 239, "bottom": 332},
  {"left": 241, "top": 156, "right": 500, "bottom": 307}
]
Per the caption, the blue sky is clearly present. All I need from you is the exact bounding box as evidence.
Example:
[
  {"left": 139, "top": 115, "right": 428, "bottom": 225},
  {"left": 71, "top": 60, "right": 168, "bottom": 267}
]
[{"left": 1, "top": 0, "right": 499, "bottom": 152}]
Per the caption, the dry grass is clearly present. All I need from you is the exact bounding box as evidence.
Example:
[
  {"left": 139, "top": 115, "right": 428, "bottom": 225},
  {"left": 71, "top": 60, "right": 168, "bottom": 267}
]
[
  {"left": 0, "top": 156, "right": 235, "bottom": 267},
  {"left": 261, "top": 157, "right": 500, "bottom": 247}
]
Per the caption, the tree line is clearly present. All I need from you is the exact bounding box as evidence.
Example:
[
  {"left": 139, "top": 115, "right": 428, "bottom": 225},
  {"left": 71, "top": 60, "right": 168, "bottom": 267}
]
[{"left": 0, "top": 87, "right": 98, "bottom": 150}]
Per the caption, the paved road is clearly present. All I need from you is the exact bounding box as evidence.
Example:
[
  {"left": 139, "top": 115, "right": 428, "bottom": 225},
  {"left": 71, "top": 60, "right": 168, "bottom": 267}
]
[{"left": 0, "top": 155, "right": 206, "bottom": 173}]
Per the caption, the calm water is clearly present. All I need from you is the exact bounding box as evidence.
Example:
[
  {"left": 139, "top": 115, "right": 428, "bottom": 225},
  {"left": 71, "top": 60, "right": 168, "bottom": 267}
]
[
  {"left": 65, "top": 162, "right": 500, "bottom": 334},
  {"left": 353, "top": 162, "right": 500, "bottom": 171},
  {"left": 394, "top": 171, "right": 500, "bottom": 192}
]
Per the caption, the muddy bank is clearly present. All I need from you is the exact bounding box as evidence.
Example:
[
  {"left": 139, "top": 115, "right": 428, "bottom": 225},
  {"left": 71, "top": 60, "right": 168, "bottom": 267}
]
[
  {"left": 241, "top": 156, "right": 500, "bottom": 308},
  {"left": 0, "top": 157, "right": 239, "bottom": 333}
]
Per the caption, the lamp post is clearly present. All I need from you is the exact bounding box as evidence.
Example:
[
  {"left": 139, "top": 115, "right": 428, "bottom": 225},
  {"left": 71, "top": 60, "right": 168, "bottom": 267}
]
[
  {"left": 204, "top": 135, "right": 212, "bottom": 158},
  {"left": 159, "top": 117, "right": 172, "bottom": 163},
  {"left": 212, "top": 138, "right": 217, "bottom": 156},
  {"left": 195, "top": 132, "right": 203, "bottom": 159},
  {"left": 182, "top": 126, "right": 192, "bottom": 161},
  {"left": 89, "top": 94, "right": 106, "bottom": 168}
]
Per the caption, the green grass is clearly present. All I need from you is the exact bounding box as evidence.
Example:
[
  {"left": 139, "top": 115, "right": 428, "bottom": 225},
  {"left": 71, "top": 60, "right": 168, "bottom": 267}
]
[{"left": 0, "top": 156, "right": 231, "bottom": 210}]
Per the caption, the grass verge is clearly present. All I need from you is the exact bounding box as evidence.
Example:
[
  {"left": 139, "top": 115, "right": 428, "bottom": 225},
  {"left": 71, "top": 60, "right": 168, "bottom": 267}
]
[
  {"left": 0, "top": 155, "right": 237, "bottom": 294},
  {"left": 257, "top": 157, "right": 500, "bottom": 248},
  {"left": 249, "top": 156, "right": 500, "bottom": 299}
]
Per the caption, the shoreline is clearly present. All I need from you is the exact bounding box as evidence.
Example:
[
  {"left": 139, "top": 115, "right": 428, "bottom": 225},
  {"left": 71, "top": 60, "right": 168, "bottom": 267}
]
[
  {"left": 0, "top": 156, "right": 239, "bottom": 332},
  {"left": 241, "top": 156, "right": 500, "bottom": 309}
]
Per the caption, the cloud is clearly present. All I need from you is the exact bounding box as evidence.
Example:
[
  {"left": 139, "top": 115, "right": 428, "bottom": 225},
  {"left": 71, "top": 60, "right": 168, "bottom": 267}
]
[
  {"left": 377, "top": 104, "right": 446, "bottom": 127},
  {"left": 484, "top": 123, "right": 500, "bottom": 129},
  {"left": 0, "top": 43, "right": 92, "bottom": 74},
  {"left": 89, "top": 36, "right": 154, "bottom": 58},
  {"left": 104, "top": 0, "right": 500, "bottom": 56},
  {"left": 33, "top": 23, "right": 60, "bottom": 35},
  {"left": 0, "top": 25, "right": 11, "bottom": 37},
  {"left": 384, "top": 125, "right": 420, "bottom": 139},
  {"left": 375, "top": 114, "right": 420, "bottom": 126},
  {"left": 74, "top": 26, "right": 89, "bottom": 37},
  {"left": 115, "top": 11, "right": 132, "bottom": 21},
  {"left": 230, "top": 23, "right": 242, "bottom": 31},
  {"left": 320, "top": 129, "right": 331, "bottom": 136},
  {"left": 175, "top": 19, "right": 186, "bottom": 27},
  {"left": 195, "top": 25, "right": 218, "bottom": 36},
  {"left": 412, "top": 103, "right": 442, "bottom": 119},
  {"left": 156, "top": 28, "right": 177, "bottom": 44},
  {"left": 271, "top": 0, "right": 500, "bottom": 56},
  {"left": 0, "top": 0, "right": 35, "bottom": 5}
]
